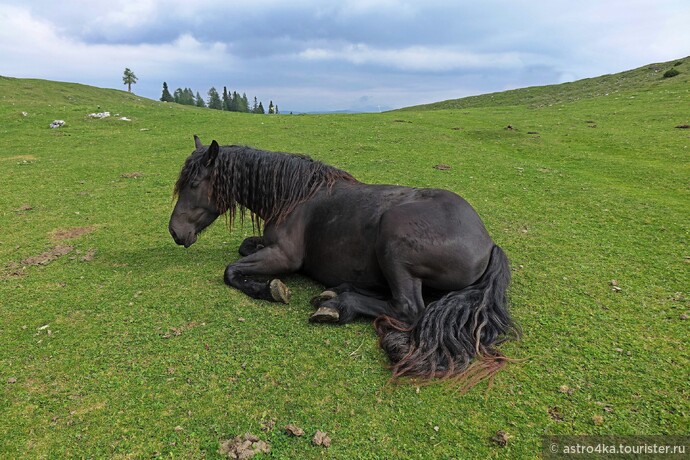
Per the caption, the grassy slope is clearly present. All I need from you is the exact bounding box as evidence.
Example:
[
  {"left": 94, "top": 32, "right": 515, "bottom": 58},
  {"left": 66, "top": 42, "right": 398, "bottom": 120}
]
[
  {"left": 403, "top": 57, "right": 690, "bottom": 110},
  {"left": 0, "top": 68, "right": 688, "bottom": 459}
]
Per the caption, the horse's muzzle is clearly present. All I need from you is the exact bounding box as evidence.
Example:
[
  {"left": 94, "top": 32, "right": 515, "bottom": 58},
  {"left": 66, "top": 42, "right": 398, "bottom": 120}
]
[{"left": 169, "top": 225, "right": 196, "bottom": 248}]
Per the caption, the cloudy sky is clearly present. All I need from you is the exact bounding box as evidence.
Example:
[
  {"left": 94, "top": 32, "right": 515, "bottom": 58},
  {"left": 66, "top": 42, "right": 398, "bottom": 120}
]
[{"left": 1, "top": 1, "right": 689, "bottom": 112}]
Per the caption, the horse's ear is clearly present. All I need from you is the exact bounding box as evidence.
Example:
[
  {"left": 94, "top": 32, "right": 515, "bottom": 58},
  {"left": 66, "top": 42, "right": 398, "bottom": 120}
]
[
  {"left": 205, "top": 140, "right": 219, "bottom": 166},
  {"left": 194, "top": 134, "right": 203, "bottom": 150}
]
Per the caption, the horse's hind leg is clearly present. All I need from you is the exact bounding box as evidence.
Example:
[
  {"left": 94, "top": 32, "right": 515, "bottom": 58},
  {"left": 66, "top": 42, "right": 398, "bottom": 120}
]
[{"left": 310, "top": 291, "right": 393, "bottom": 323}]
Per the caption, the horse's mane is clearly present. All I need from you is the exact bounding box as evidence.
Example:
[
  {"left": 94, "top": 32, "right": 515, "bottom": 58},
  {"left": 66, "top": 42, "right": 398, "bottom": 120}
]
[{"left": 176, "top": 145, "right": 356, "bottom": 230}]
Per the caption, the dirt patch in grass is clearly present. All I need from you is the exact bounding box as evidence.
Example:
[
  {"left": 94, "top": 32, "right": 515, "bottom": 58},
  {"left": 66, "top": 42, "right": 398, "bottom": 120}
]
[
  {"left": 78, "top": 248, "right": 97, "bottom": 262},
  {"left": 15, "top": 204, "right": 33, "bottom": 212},
  {"left": 161, "top": 321, "right": 200, "bottom": 339},
  {"left": 548, "top": 406, "right": 564, "bottom": 422},
  {"left": 1, "top": 262, "right": 25, "bottom": 279},
  {"left": 1, "top": 155, "right": 36, "bottom": 162},
  {"left": 21, "top": 245, "right": 74, "bottom": 266},
  {"left": 50, "top": 226, "right": 97, "bottom": 241},
  {"left": 121, "top": 172, "right": 144, "bottom": 178},
  {"left": 219, "top": 433, "right": 270, "bottom": 459},
  {"left": 2, "top": 245, "right": 77, "bottom": 279}
]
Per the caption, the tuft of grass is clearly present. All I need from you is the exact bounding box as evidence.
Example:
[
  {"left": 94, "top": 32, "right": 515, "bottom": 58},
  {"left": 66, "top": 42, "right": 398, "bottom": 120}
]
[{"left": 1, "top": 67, "right": 688, "bottom": 458}]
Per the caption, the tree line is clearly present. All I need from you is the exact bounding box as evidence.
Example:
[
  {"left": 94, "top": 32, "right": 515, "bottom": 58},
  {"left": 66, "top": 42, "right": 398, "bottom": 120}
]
[{"left": 160, "top": 82, "right": 279, "bottom": 114}]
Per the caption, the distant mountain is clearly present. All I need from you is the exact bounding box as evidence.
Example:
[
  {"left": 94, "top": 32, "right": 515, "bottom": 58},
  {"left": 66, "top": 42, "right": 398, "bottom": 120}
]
[
  {"left": 399, "top": 56, "right": 689, "bottom": 111},
  {"left": 285, "top": 105, "right": 393, "bottom": 115}
]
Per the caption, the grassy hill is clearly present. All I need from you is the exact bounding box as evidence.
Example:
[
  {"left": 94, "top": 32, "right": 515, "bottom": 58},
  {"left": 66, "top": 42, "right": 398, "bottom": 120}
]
[
  {"left": 401, "top": 56, "right": 690, "bottom": 110},
  {"left": 0, "top": 62, "right": 688, "bottom": 459}
]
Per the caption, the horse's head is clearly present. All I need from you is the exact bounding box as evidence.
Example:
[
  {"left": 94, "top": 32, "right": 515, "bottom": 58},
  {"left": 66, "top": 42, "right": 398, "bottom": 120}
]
[{"left": 169, "top": 136, "right": 221, "bottom": 248}]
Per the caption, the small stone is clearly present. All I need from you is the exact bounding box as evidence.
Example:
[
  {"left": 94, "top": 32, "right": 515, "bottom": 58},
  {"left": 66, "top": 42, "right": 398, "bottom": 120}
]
[{"left": 610, "top": 280, "right": 622, "bottom": 292}]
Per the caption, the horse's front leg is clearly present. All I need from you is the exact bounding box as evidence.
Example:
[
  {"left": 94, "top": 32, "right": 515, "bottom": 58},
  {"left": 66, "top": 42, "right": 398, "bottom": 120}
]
[
  {"left": 224, "top": 245, "right": 300, "bottom": 304},
  {"left": 238, "top": 236, "right": 264, "bottom": 256}
]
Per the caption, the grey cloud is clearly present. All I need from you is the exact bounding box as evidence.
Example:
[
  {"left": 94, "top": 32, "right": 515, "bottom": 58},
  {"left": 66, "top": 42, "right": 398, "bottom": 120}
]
[{"left": 5, "top": 1, "right": 690, "bottom": 112}]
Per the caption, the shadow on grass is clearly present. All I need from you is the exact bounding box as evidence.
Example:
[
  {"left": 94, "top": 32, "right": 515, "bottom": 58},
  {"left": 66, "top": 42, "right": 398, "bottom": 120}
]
[{"left": 96, "top": 242, "right": 327, "bottom": 296}]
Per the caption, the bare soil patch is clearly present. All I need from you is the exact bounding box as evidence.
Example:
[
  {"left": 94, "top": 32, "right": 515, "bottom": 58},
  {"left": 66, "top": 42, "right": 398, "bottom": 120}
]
[
  {"left": 219, "top": 433, "right": 270, "bottom": 459},
  {"left": 21, "top": 245, "right": 74, "bottom": 266},
  {"left": 50, "top": 226, "right": 97, "bottom": 241},
  {"left": 161, "top": 322, "right": 199, "bottom": 339},
  {"left": 15, "top": 204, "right": 33, "bottom": 212},
  {"left": 121, "top": 172, "right": 144, "bottom": 178},
  {"left": 1, "top": 155, "right": 36, "bottom": 162}
]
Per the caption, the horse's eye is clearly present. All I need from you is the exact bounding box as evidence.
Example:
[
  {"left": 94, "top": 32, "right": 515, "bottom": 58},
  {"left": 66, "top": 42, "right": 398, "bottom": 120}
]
[{"left": 190, "top": 180, "right": 200, "bottom": 189}]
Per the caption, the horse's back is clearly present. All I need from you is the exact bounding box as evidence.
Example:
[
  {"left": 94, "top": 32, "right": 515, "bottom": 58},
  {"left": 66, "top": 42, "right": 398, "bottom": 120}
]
[{"left": 300, "top": 182, "right": 493, "bottom": 291}]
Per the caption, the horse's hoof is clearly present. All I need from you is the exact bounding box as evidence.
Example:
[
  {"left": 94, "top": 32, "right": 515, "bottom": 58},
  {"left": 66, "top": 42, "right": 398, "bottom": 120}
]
[
  {"left": 309, "top": 306, "right": 340, "bottom": 323},
  {"left": 310, "top": 290, "right": 337, "bottom": 307},
  {"left": 270, "top": 279, "right": 291, "bottom": 304}
]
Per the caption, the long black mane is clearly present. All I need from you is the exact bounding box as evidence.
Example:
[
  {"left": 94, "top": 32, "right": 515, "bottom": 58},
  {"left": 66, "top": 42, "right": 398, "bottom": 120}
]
[{"left": 176, "top": 145, "right": 356, "bottom": 229}]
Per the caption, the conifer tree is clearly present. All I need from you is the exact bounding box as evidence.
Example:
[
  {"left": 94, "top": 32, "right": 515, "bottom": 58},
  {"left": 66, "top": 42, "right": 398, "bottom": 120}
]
[
  {"left": 173, "top": 88, "right": 183, "bottom": 104},
  {"left": 222, "top": 87, "right": 230, "bottom": 111},
  {"left": 207, "top": 87, "right": 222, "bottom": 110},
  {"left": 268, "top": 101, "right": 275, "bottom": 114},
  {"left": 240, "top": 93, "right": 250, "bottom": 113},
  {"left": 122, "top": 68, "right": 138, "bottom": 93},
  {"left": 195, "top": 92, "right": 206, "bottom": 108},
  {"left": 232, "top": 91, "right": 242, "bottom": 112},
  {"left": 252, "top": 97, "right": 259, "bottom": 113},
  {"left": 160, "top": 82, "right": 174, "bottom": 102},
  {"left": 174, "top": 88, "right": 194, "bottom": 105},
  {"left": 257, "top": 101, "right": 265, "bottom": 114}
]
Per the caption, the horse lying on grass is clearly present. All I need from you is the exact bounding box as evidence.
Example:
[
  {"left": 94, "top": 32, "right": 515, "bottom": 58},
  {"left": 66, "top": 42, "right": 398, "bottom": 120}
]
[{"left": 169, "top": 136, "right": 519, "bottom": 387}]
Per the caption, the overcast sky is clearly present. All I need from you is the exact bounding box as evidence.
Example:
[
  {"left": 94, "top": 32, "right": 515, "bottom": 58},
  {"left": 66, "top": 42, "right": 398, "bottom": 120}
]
[{"left": 1, "top": 1, "right": 689, "bottom": 112}]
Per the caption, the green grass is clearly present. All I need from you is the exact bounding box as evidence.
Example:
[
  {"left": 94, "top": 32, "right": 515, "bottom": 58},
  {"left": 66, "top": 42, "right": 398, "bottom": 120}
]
[
  {"left": 403, "top": 56, "right": 690, "bottom": 110},
  {"left": 0, "top": 68, "right": 688, "bottom": 459}
]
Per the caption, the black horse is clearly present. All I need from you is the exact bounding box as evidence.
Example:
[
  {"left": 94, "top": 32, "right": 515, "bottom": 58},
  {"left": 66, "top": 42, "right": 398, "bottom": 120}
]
[{"left": 169, "top": 136, "right": 518, "bottom": 384}]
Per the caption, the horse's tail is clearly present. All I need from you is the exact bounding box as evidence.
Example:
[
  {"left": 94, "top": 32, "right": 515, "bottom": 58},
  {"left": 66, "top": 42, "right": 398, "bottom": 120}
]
[{"left": 374, "top": 245, "right": 519, "bottom": 390}]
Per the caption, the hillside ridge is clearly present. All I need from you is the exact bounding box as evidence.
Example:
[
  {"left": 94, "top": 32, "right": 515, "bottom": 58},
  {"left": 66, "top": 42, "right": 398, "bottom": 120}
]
[{"left": 399, "top": 56, "right": 689, "bottom": 111}]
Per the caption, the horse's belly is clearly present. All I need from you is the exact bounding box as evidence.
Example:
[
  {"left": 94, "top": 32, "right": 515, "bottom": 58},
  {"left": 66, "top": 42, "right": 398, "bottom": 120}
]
[
  {"left": 301, "top": 217, "right": 385, "bottom": 289},
  {"left": 302, "top": 244, "right": 385, "bottom": 289}
]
